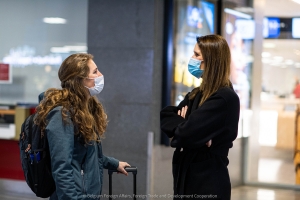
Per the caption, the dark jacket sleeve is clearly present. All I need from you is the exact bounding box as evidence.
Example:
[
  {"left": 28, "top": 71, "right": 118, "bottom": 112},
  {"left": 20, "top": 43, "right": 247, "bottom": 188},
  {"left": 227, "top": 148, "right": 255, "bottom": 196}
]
[
  {"left": 102, "top": 155, "right": 119, "bottom": 170},
  {"left": 174, "top": 94, "right": 228, "bottom": 148},
  {"left": 46, "top": 108, "right": 77, "bottom": 200},
  {"left": 160, "top": 92, "right": 190, "bottom": 138}
]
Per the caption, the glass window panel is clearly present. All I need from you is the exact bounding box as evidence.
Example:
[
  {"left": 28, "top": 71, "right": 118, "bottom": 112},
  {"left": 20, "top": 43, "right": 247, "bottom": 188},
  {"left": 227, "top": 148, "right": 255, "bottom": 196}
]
[
  {"left": 0, "top": 0, "right": 87, "bottom": 104},
  {"left": 173, "top": 0, "right": 216, "bottom": 106}
]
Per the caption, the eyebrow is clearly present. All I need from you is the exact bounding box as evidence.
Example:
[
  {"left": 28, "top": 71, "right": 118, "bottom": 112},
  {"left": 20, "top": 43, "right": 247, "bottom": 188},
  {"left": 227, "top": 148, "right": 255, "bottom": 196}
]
[{"left": 194, "top": 51, "right": 200, "bottom": 55}]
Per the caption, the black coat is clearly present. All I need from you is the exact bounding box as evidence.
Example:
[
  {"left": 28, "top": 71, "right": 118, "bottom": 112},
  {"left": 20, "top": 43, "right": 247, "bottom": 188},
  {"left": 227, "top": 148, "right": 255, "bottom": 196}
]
[{"left": 160, "top": 87, "right": 240, "bottom": 200}]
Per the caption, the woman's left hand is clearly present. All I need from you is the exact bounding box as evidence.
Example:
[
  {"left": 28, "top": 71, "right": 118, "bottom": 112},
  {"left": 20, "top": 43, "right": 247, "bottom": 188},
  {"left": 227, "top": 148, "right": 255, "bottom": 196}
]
[
  {"left": 206, "top": 140, "right": 212, "bottom": 147},
  {"left": 117, "top": 161, "right": 131, "bottom": 176}
]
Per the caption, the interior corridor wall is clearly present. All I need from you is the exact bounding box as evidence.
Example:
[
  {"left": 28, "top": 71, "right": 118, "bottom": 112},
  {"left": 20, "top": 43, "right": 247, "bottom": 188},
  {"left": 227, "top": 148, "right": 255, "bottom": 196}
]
[{"left": 87, "top": 0, "right": 164, "bottom": 197}]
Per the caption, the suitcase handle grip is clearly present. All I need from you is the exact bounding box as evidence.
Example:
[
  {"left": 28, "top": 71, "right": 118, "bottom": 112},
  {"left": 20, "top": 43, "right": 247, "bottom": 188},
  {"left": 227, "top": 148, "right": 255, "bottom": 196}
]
[
  {"left": 108, "top": 166, "right": 137, "bottom": 175},
  {"left": 108, "top": 166, "right": 137, "bottom": 200}
]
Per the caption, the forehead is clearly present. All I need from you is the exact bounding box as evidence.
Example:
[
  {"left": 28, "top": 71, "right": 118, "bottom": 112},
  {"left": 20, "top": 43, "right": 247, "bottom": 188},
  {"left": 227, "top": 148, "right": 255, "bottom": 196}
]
[
  {"left": 194, "top": 43, "right": 201, "bottom": 54},
  {"left": 87, "top": 59, "right": 97, "bottom": 72}
]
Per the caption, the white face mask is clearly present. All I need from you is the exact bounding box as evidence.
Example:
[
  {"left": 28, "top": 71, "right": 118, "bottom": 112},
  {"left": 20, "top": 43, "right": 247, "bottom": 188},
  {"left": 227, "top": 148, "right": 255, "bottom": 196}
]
[{"left": 85, "top": 75, "right": 104, "bottom": 96}]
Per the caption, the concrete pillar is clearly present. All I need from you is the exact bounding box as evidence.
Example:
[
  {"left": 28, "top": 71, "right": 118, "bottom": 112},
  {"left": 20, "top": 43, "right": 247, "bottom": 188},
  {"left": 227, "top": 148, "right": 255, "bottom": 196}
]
[{"left": 88, "top": 0, "right": 164, "bottom": 197}]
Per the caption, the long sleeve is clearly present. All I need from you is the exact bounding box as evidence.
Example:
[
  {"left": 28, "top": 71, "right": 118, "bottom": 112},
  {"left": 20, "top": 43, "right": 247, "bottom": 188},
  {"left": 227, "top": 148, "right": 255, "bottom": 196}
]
[
  {"left": 160, "top": 92, "right": 190, "bottom": 138},
  {"left": 46, "top": 107, "right": 77, "bottom": 200},
  {"left": 102, "top": 155, "right": 119, "bottom": 170},
  {"left": 174, "top": 94, "right": 228, "bottom": 148}
]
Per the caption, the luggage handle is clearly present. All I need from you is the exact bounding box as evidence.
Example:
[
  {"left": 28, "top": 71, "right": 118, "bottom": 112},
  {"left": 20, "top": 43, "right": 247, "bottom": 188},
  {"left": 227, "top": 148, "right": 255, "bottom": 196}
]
[
  {"left": 108, "top": 166, "right": 137, "bottom": 200},
  {"left": 108, "top": 166, "right": 137, "bottom": 174}
]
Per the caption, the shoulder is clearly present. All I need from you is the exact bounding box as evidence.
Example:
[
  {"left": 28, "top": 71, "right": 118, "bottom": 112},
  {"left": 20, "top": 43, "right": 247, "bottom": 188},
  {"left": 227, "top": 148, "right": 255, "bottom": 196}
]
[
  {"left": 216, "top": 87, "right": 239, "bottom": 101},
  {"left": 213, "top": 87, "right": 240, "bottom": 109},
  {"left": 46, "top": 106, "right": 67, "bottom": 121},
  {"left": 47, "top": 106, "right": 63, "bottom": 115}
]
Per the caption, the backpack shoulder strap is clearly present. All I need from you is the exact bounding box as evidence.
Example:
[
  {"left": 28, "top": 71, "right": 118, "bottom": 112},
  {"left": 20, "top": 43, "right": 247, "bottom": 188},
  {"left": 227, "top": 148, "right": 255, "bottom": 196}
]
[{"left": 27, "top": 113, "right": 36, "bottom": 146}]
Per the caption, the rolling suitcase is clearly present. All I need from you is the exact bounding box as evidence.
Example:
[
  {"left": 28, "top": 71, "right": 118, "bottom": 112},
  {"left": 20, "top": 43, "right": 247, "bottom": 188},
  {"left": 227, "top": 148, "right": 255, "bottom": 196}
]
[{"left": 108, "top": 166, "right": 137, "bottom": 200}]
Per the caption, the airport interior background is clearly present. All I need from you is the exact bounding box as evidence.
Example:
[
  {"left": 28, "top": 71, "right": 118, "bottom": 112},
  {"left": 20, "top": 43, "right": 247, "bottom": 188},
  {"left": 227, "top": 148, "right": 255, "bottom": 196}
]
[{"left": 1, "top": 0, "right": 300, "bottom": 199}]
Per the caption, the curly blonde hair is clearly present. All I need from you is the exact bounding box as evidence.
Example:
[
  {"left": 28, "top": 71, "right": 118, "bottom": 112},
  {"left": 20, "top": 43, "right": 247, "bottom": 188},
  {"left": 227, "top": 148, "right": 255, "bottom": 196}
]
[{"left": 34, "top": 53, "right": 107, "bottom": 143}]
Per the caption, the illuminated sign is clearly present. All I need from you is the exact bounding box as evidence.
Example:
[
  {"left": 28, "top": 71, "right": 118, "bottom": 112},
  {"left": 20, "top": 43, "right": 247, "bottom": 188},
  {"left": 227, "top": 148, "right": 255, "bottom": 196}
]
[
  {"left": 264, "top": 17, "right": 300, "bottom": 39},
  {"left": 0, "top": 63, "right": 11, "bottom": 84},
  {"left": 265, "top": 17, "right": 280, "bottom": 38},
  {"left": 235, "top": 19, "right": 255, "bottom": 39},
  {"left": 2, "top": 46, "right": 63, "bottom": 67},
  {"left": 292, "top": 18, "right": 300, "bottom": 38},
  {"left": 3, "top": 55, "right": 62, "bottom": 67}
]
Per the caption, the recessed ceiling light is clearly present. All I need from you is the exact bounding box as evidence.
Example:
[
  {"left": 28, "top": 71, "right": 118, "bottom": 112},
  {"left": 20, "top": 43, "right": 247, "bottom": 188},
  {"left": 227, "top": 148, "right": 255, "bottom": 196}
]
[
  {"left": 224, "top": 8, "right": 252, "bottom": 19},
  {"left": 234, "top": 7, "right": 254, "bottom": 13},
  {"left": 50, "top": 46, "right": 87, "bottom": 53},
  {"left": 43, "top": 17, "right": 67, "bottom": 24}
]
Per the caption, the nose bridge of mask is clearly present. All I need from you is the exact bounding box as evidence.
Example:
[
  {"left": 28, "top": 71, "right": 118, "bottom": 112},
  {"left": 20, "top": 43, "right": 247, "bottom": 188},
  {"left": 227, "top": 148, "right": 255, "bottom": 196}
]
[
  {"left": 190, "top": 58, "right": 201, "bottom": 66},
  {"left": 188, "top": 58, "right": 203, "bottom": 79},
  {"left": 85, "top": 75, "right": 104, "bottom": 96}
]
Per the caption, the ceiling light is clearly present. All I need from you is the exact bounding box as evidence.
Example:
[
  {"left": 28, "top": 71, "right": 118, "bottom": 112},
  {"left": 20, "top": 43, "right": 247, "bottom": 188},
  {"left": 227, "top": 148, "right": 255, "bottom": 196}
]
[
  {"left": 43, "top": 17, "right": 67, "bottom": 24},
  {"left": 234, "top": 7, "right": 254, "bottom": 13},
  {"left": 50, "top": 47, "right": 70, "bottom": 53},
  {"left": 64, "top": 46, "right": 87, "bottom": 52},
  {"left": 292, "top": 0, "right": 300, "bottom": 5},
  {"left": 263, "top": 43, "right": 276, "bottom": 48},
  {"left": 224, "top": 8, "right": 252, "bottom": 19},
  {"left": 50, "top": 46, "right": 87, "bottom": 53},
  {"left": 262, "top": 52, "right": 271, "bottom": 57}
]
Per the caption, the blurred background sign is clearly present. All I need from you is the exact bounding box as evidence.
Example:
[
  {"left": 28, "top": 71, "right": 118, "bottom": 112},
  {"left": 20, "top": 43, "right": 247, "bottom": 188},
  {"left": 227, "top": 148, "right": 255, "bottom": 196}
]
[{"left": 0, "top": 63, "right": 11, "bottom": 84}]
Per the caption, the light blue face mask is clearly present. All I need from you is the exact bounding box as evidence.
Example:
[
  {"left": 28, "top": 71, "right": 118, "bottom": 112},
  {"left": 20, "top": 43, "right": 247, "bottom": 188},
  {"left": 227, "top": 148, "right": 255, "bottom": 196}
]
[
  {"left": 188, "top": 58, "right": 204, "bottom": 79},
  {"left": 85, "top": 75, "right": 104, "bottom": 96}
]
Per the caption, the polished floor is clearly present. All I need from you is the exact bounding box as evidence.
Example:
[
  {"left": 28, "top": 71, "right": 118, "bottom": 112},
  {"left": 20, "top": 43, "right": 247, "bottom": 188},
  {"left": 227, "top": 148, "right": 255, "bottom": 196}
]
[
  {"left": 258, "top": 146, "right": 295, "bottom": 184},
  {"left": 0, "top": 178, "right": 300, "bottom": 200},
  {"left": 231, "top": 186, "right": 300, "bottom": 200},
  {"left": 0, "top": 145, "right": 297, "bottom": 199}
]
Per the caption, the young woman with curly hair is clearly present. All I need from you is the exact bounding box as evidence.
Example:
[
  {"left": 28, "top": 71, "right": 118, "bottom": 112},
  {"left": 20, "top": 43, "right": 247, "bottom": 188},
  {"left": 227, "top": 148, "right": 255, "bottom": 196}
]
[
  {"left": 35, "top": 53, "right": 130, "bottom": 200},
  {"left": 160, "top": 35, "right": 240, "bottom": 200}
]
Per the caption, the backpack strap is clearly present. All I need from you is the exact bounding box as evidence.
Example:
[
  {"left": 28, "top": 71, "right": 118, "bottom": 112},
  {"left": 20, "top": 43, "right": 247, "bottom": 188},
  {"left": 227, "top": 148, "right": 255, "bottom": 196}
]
[{"left": 27, "top": 113, "right": 36, "bottom": 147}]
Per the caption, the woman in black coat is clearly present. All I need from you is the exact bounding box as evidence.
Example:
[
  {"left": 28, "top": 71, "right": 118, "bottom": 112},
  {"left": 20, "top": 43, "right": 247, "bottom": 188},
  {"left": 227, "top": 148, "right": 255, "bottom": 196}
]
[{"left": 160, "top": 35, "right": 240, "bottom": 200}]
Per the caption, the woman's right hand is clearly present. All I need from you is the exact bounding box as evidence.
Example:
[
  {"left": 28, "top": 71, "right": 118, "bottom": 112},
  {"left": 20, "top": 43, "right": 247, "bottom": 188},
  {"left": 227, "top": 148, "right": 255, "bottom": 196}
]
[
  {"left": 117, "top": 161, "right": 131, "bottom": 176},
  {"left": 178, "top": 106, "right": 188, "bottom": 118},
  {"left": 206, "top": 140, "right": 212, "bottom": 147}
]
